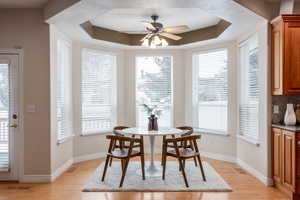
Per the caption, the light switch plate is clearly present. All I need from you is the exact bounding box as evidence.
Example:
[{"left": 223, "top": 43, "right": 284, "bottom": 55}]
[
  {"left": 273, "top": 105, "right": 279, "bottom": 114},
  {"left": 26, "top": 104, "right": 36, "bottom": 113}
]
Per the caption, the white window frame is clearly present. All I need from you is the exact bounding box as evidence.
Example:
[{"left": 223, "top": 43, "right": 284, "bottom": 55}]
[
  {"left": 192, "top": 48, "right": 229, "bottom": 135},
  {"left": 135, "top": 55, "right": 174, "bottom": 128},
  {"left": 237, "top": 34, "right": 260, "bottom": 145},
  {"left": 56, "top": 38, "right": 73, "bottom": 144},
  {"left": 80, "top": 48, "right": 117, "bottom": 135}
]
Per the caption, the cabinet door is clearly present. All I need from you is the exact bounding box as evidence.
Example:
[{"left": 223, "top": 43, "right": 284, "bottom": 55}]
[
  {"left": 284, "top": 22, "right": 300, "bottom": 94},
  {"left": 272, "top": 21, "right": 283, "bottom": 95},
  {"left": 273, "top": 128, "right": 282, "bottom": 183},
  {"left": 282, "top": 130, "right": 296, "bottom": 191}
]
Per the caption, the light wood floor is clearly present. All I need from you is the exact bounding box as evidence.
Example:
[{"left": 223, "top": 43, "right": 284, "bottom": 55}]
[{"left": 0, "top": 155, "right": 289, "bottom": 200}]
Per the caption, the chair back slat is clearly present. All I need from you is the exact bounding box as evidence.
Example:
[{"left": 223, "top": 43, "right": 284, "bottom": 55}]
[
  {"left": 113, "top": 126, "right": 129, "bottom": 135},
  {"left": 176, "top": 126, "right": 193, "bottom": 136},
  {"left": 106, "top": 134, "right": 141, "bottom": 143},
  {"left": 165, "top": 134, "right": 201, "bottom": 143}
]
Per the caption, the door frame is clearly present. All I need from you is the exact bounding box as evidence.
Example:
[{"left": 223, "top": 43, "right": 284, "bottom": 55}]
[{"left": 0, "top": 48, "right": 24, "bottom": 181}]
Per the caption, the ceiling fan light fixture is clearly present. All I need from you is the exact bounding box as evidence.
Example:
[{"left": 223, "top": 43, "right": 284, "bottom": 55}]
[
  {"left": 150, "top": 39, "right": 156, "bottom": 48},
  {"left": 142, "top": 38, "right": 149, "bottom": 47},
  {"left": 153, "top": 35, "right": 161, "bottom": 45},
  {"left": 161, "top": 38, "right": 168, "bottom": 47}
]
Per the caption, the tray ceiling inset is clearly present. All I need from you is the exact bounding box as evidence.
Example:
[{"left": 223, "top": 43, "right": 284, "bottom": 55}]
[
  {"left": 90, "top": 8, "right": 221, "bottom": 34},
  {"left": 83, "top": 8, "right": 230, "bottom": 46}
]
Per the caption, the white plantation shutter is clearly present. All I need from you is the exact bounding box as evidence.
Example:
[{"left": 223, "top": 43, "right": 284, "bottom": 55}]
[
  {"left": 239, "top": 35, "right": 259, "bottom": 140},
  {"left": 56, "top": 39, "right": 72, "bottom": 141},
  {"left": 81, "top": 49, "right": 117, "bottom": 134},
  {"left": 136, "top": 56, "right": 172, "bottom": 127},
  {"left": 192, "top": 49, "right": 228, "bottom": 133}
]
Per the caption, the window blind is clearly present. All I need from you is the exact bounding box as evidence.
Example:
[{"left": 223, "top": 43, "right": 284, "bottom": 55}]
[
  {"left": 136, "top": 56, "right": 172, "bottom": 127},
  {"left": 81, "top": 49, "right": 116, "bottom": 134},
  {"left": 239, "top": 35, "right": 259, "bottom": 140},
  {"left": 56, "top": 39, "right": 72, "bottom": 141},
  {"left": 192, "top": 49, "right": 228, "bottom": 133}
]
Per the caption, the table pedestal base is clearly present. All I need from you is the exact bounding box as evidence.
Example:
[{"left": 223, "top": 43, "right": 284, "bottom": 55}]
[{"left": 138, "top": 161, "right": 162, "bottom": 177}]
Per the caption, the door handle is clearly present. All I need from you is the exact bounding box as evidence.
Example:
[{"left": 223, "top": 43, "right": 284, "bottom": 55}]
[{"left": 9, "top": 124, "right": 18, "bottom": 128}]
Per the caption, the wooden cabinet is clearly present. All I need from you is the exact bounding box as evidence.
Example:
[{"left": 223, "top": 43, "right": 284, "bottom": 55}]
[
  {"left": 272, "top": 128, "right": 299, "bottom": 199},
  {"left": 282, "top": 130, "right": 296, "bottom": 191},
  {"left": 273, "top": 128, "right": 282, "bottom": 183},
  {"left": 271, "top": 15, "right": 300, "bottom": 95}
]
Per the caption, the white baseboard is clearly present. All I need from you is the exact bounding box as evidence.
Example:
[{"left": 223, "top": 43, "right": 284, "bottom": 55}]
[
  {"left": 237, "top": 158, "right": 273, "bottom": 186},
  {"left": 73, "top": 152, "right": 106, "bottom": 163},
  {"left": 51, "top": 158, "right": 74, "bottom": 182},
  {"left": 200, "top": 151, "right": 237, "bottom": 163},
  {"left": 21, "top": 174, "right": 52, "bottom": 183}
]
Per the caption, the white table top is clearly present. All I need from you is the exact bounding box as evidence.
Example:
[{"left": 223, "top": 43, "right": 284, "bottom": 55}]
[{"left": 120, "top": 127, "right": 185, "bottom": 136}]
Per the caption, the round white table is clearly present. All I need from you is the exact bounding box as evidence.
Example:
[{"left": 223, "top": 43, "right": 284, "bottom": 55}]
[{"left": 120, "top": 127, "right": 185, "bottom": 177}]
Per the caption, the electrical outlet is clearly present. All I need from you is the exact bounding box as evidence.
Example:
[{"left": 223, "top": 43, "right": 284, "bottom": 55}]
[{"left": 273, "top": 105, "right": 279, "bottom": 114}]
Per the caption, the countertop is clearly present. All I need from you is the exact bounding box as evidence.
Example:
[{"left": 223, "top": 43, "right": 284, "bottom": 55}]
[{"left": 272, "top": 124, "right": 300, "bottom": 132}]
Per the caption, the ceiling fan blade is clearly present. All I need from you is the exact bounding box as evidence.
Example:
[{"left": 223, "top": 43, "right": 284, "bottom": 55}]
[
  {"left": 140, "top": 34, "right": 152, "bottom": 42},
  {"left": 125, "top": 31, "right": 148, "bottom": 34},
  {"left": 161, "top": 25, "right": 189, "bottom": 32},
  {"left": 160, "top": 32, "right": 182, "bottom": 40},
  {"left": 141, "top": 21, "right": 156, "bottom": 30}
]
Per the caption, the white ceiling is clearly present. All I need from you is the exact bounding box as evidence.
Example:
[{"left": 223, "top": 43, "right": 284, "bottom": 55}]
[
  {"left": 49, "top": 0, "right": 266, "bottom": 49},
  {"left": 0, "top": 0, "right": 48, "bottom": 8},
  {"left": 90, "top": 8, "right": 220, "bottom": 34}
]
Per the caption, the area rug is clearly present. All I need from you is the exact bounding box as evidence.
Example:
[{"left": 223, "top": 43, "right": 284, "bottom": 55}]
[{"left": 82, "top": 161, "right": 232, "bottom": 192}]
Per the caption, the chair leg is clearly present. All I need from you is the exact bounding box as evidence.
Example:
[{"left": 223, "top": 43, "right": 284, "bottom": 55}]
[
  {"left": 101, "top": 155, "right": 110, "bottom": 182},
  {"left": 162, "top": 154, "right": 167, "bottom": 180},
  {"left": 178, "top": 158, "right": 189, "bottom": 187},
  {"left": 119, "top": 158, "right": 130, "bottom": 187},
  {"left": 196, "top": 155, "right": 206, "bottom": 181},
  {"left": 109, "top": 157, "right": 113, "bottom": 167},
  {"left": 140, "top": 154, "right": 145, "bottom": 180},
  {"left": 161, "top": 136, "right": 166, "bottom": 166},
  {"left": 190, "top": 142, "right": 198, "bottom": 167}
]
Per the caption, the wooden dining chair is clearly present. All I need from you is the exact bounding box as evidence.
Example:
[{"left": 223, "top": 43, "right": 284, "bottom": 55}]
[
  {"left": 162, "top": 134, "right": 206, "bottom": 187},
  {"left": 161, "top": 126, "right": 197, "bottom": 167},
  {"left": 109, "top": 126, "right": 140, "bottom": 166},
  {"left": 101, "top": 134, "right": 145, "bottom": 187}
]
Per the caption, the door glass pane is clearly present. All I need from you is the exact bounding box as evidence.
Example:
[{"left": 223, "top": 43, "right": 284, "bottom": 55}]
[{"left": 0, "top": 63, "right": 9, "bottom": 170}]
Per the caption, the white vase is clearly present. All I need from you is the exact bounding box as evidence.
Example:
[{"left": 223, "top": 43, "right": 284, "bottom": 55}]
[{"left": 284, "top": 104, "right": 296, "bottom": 126}]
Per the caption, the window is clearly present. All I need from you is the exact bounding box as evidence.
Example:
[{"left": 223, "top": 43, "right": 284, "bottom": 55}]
[
  {"left": 56, "top": 39, "right": 72, "bottom": 141},
  {"left": 238, "top": 35, "right": 259, "bottom": 141},
  {"left": 136, "top": 56, "right": 173, "bottom": 127},
  {"left": 192, "top": 49, "right": 228, "bottom": 134},
  {"left": 81, "top": 49, "right": 117, "bottom": 134}
]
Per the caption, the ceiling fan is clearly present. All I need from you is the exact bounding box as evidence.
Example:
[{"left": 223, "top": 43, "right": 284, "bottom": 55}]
[{"left": 140, "top": 15, "right": 189, "bottom": 47}]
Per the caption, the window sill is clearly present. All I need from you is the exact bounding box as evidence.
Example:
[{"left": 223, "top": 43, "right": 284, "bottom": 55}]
[
  {"left": 237, "top": 134, "right": 260, "bottom": 146},
  {"left": 81, "top": 130, "right": 112, "bottom": 137},
  {"left": 57, "top": 135, "right": 74, "bottom": 145},
  {"left": 194, "top": 128, "right": 230, "bottom": 136}
]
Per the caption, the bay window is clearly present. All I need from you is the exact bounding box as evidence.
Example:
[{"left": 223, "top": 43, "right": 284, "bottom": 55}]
[
  {"left": 238, "top": 35, "right": 259, "bottom": 141},
  {"left": 56, "top": 39, "right": 72, "bottom": 142},
  {"left": 136, "top": 56, "right": 173, "bottom": 128},
  {"left": 192, "top": 49, "right": 228, "bottom": 134},
  {"left": 81, "top": 49, "right": 117, "bottom": 134}
]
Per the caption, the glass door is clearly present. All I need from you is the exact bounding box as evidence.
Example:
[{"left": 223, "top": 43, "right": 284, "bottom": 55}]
[{"left": 0, "top": 54, "right": 19, "bottom": 180}]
